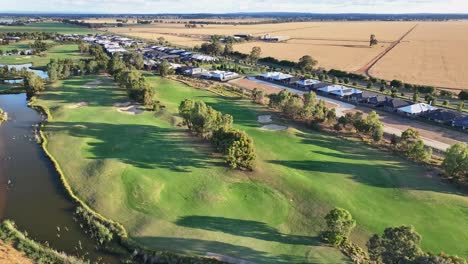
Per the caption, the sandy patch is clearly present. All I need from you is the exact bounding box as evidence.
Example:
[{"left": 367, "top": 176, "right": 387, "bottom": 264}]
[
  {"left": 68, "top": 102, "right": 88, "bottom": 109},
  {"left": 117, "top": 104, "right": 144, "bottom": 115},
  {"left": 258, "top": 115, "right": 272, "bottom": 123},
  {"left": 84, "top": 80, "right": 102, "bottom": 88},
  {"left": 113, "top": 101, "right": 132, "bottom": 107},
  {"left": 0, "top": 241, "right": 33, "bottom": 264},
  {"left": 261, "top": 124, "right": 288, "bottom": 131}
]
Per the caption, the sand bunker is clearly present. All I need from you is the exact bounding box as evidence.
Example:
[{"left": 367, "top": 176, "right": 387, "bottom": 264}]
[
  {"left": 261, "top": 124, "right": 288, "bottom": 131},
  {"left": 117, "top": 104, "right": 144, "bottom": 115},
  {"left": 113, "top": 102, "right": 132, "bottom": 107},
  {"left": 84, "top": 80, "right": 102, "bottom": 88},
  {"left": 68, "top": 102, "right": 88, "bottom": 109},
  {"left": 257, "top": 115, "right": 272, "bottom": 123}
]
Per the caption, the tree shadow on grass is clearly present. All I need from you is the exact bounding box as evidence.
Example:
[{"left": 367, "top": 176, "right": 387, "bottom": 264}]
[
  {"left": 45, "top": 121, "right": 222, "bottom": 172},
  {"left": 175, "top": 216, "right": 319, "bottom": 246},
  {"left": 202, "top": 97, "right": 271, "bottom": 129},
  {"left": 267, "top": 130, "right": 467, "bottom": 196},
  {"left": 136, "top": 236, "right": 314, "bottom": 264}
]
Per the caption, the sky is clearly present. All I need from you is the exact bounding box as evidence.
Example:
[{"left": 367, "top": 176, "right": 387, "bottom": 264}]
[{"left": 1, "top": 0, "right": 468, "bottom": 14}]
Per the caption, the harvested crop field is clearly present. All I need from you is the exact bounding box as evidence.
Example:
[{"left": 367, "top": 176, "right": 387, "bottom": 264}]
[
  {"left": 234, "top": 40, "right": 389, "bottom": 71},
  {"left": 109, "top": 21, "right": 468, "bottom": 88},
  {"left": 369, "top": 21, "right": 468, "bottom": 90}
]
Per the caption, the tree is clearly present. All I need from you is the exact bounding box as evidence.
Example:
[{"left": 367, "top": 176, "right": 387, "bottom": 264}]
[
  {"left": 372, "top": 123, "right": 384, "bottom": 142},
  {"left": 458, "top": 90, "right": 468, "bottom": 100},
  {"left": 249, "top": 46, "right": 262, "bottom": 63},
  {"left": 123, "top": 52, "right": 144, "bottom": 70},
  {"left": 31, "top": 39, "right": 48, "bottom": 53},
  {"left": 297, "top": 55, "right": 318, "bottom": 72},
  {"left": 367, "top": 226, "right": 423, "bottom": 264},
  {"left": 157, "top": 59, "right": 174, "bottom": 77},
  {"left": 443, "top": 143, "right": 468, "bottom": 180},
  {"left": 413, "top": 253, "right": 468, "bottom": 264},
  {"left": 157, "top": 37, "right": 165, "bottom": 45},
  {"left": 251, "top": 88, "right": 266, "bottom": 105},
  {"left": 458, "top": 101, "right": 465, "bottom": 112},
  {"left": 23, "top": 72, "right": 44, "bottom": 98},
  {"left": 413, "top": 92, "right": 420, "bottom": 102},
  {"left": 321, "top": 208, "right": 356, "bottom": 246},
  {"left": 370, "top": 34, "right": 379, "bottom": 46},
  {"left": 390, "top": 79, "right": 403, "bottom": 89},
  {"left": 107, "top": 53, "right": 126, "bottom": 75},
  {"left": 407, "top": 140, "right": 432, "bottom": 162},
  {"left": 223, "top": 42, "right": 234, "bottom": 55}
]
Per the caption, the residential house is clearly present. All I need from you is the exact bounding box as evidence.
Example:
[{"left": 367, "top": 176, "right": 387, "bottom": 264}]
[
  {"left": 453, "top": 116, "right": 468, "bottom": 130},
  {"left": 397, "top": 103, "right": 437, "bottom": 116},
  {"left": 378, "top": 98, "right": 412, "bottom": 112},
  {"left": 295, "top": 79, "right": 322, "bottom": 90},
  {"left": 422, "top": 109, "right": 464, "bottom": 125}
]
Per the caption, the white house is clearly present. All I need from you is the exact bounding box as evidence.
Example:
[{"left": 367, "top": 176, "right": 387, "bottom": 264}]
[
  {"left": 397, "top": 103, "right": 437, "bottom": 115},
  {"left": 260, "top": 72, "right": 293, "bottom": 81},
  {"left": 296, "top": 79, "right": 321, "bottom": 87},
  {"left": 330, "top": 87, "right": 362, "bottom": 97},
  {"left": 318, "top": 85, "right": 344, "bottom": 93}
]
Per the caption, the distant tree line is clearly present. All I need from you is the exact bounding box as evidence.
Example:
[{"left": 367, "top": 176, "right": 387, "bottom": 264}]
[{"left": 179, "top": 99, "right": 255, "bottom": 170}]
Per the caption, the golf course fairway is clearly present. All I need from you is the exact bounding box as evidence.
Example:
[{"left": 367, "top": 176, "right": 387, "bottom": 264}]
[{"left": 33, "top": 74, "right": 468, "bottom": 263}]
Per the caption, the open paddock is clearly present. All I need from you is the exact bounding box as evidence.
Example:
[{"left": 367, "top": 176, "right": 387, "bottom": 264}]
[
  {"left": 107, "top": 20, "right": 468, "bottom": 89},
  {"left": 369, "top": 21, "right": 468, "bottom": 90}
]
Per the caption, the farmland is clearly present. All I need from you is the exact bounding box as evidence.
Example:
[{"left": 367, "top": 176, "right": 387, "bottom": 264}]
[
  {"left": 106, "top": 21, "right": 468, "bottom": 89},
  {"left": 32, "top": 74, "right": 468, "bottom": 263},
  {"left": 0, "top": 22, "right": 94, "bottom": 34}
]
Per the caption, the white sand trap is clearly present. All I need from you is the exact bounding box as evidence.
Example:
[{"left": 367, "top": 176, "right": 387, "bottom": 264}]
[
  {"left": 84, "top": 80, "right": 102, "bottom": 88},
  {"left": 113, "top": 101, "right": 132, "bottom": 107},
  {"left": 68, "top": 102, "right": 88, "bottom": 109},
  {"left": 261, "top": 124, "right": 288, "bottom": 131},
  {"left": 117, "top": 104, "right": 144, "bottom": 115},
  {"left": 257, "top": 115, "right": 272, "bottom": 123}
]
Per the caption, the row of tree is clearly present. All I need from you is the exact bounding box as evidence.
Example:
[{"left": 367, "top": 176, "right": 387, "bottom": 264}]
[
  {"left": 322, "top": 208, "right": 466, "bottom": 264},
  {"left": 178, "top": 99, "right": 255, "bottom": 170},
  {"left": 265, "top": 90, "right": 336, "bottom": 123},
  {"left": 336, "top": 111, "right": 384, "bottom": 142}
]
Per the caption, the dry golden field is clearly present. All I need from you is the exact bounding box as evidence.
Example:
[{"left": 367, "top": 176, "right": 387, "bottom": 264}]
[
  {"left": 106, "top": 21, "right": 468, "bottom": 89},
  {"left": 369, "top": 21, "right": 468, "bottom": 90}
]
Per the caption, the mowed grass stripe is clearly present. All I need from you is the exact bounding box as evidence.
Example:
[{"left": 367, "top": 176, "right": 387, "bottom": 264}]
[{"left": 35, "top": 75, "right": 468, "bottom": 263}]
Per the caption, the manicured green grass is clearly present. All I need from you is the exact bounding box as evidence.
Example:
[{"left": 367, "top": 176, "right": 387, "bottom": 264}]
[
  {"left": 0, "top": 43, "right": 89, "bottom": 67},
  {"left": 0, "top": 22, "right": 94, "bottom": 34},
  {"left": 0, "top": 40, "right": 51, "bottom": 52},
  {"left": 35, "top": 75, "right": 468, "bottom": 263}
]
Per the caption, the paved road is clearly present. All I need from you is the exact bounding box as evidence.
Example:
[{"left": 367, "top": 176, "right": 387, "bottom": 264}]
[{"left": 243, "top": 78, "right": 457, "bottom": 151}]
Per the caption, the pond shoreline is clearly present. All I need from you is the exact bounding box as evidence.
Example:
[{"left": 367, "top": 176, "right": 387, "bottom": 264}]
[{"left": 0, "top": 93, "right": 122, "bottom": 264}]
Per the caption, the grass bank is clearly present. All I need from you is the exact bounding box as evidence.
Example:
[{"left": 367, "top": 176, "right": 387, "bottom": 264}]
[
  {"left": 0, "top": 220, "right": 87, "bottom": 264},
  {"left": 33, "top": 74, "right": 468, "bottom": 263}
]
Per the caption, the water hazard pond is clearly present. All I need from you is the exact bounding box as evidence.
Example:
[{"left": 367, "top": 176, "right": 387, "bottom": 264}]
[
  {"left": 1, "top": 63, "right": 48, "bottom": 83},
  {"left": 0, "top": 93, "right": 119, "bottom": 263}
]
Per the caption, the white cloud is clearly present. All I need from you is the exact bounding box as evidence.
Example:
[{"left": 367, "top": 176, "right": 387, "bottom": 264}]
[{"left": 1, "top": 0, "right": 468, "bottom": 14}]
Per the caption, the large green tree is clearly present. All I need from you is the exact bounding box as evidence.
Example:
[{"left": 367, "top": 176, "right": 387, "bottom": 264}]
[
  {"left": 23, "top": 72, "right": 44, "bottom": 98},
  {"left": 297, "top": 55, "right": 318, "bottom": 72},
  {"left": 367, "top": 226, "right": 423, "bottom": 264},
  {"left": 443, "top": 143, "right": 468, "bottom": 180},
  {"left": 321, "top": 208, "right": 356, "bottom": 246},
  {"left": 249, "top": 46, "right": 262, "bottom": 63}
]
